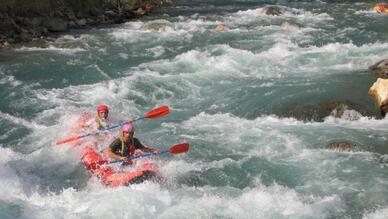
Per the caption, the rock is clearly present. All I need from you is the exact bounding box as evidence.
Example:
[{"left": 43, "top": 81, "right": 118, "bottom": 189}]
[
  {"left": 280, "top": 21, "right": 301, "bottom": 29},
  {"left": 0, "top": 40, "right": 11, "bottom": 48},
  {"left": 272, "top": 105, "right": 326, "bottom": 122},
  {"left": 104, "top": 10, "right": 117, "bottom": 17},
  {"left": 319, "top": 100, "right": 373, "bottom": 120},
  {"left": 145, "top": 23, "right": 167, "bottom": 32},
  {"left": 76, "top": 18, "right": 87, "bottom": 26},
  {"left": 269, "top": 100, "right": 376, "bottom": 122},
  {"left": 44, "top": 18, "right": 67, "bottom": 32},
  {"left": 134, "top": 7, "right": 146, "bottom": 16},
  {"left": 134, "top": 3, "right": 153, "bottom": 17},
  {"left": 67, "top": 21, "right": 76, "bottom": 28},
  {"left": 369, "top": 78, "right": 388, "bottom": 116},
  {"left": 369, "top": 59, "right": 388, "bottom": 78},
  {"left": 0, "top": 0, "right": 172, "bottom": 44},
  {"left": 215, "top": 24, "right": 229, "bottom": 32},
  {"left": 326, "top": 141, "right": 356, "bottom": 151},
  {"left": 264, "top": 6, "right": 282, "bottom": 16},
  {"left": 27, "top": 17, "right": 43, "bottom": 27}
]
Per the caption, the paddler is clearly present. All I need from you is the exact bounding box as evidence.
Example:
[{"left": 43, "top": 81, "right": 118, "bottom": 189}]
[
  {"left": 83, "top": 105, "right": 116, "bottom": 130},
  {"left": 83, "top": 104, "right": 132, "bottom": 149},
  {"left": 104, "top": 124, "right": 160, "bottom": 164}
]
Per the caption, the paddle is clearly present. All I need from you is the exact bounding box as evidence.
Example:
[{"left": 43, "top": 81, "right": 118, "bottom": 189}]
[
  {"left": 109, "top": 143, "right": 189, "bottom": 164},
  {"left": 55, "top": 105, "right": 169, "bottom": 145}
]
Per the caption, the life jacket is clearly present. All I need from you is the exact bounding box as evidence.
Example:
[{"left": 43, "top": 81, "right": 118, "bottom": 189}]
[
  {"left": 95, "top": 117, "right": 108, "bottom": 130},
  {"left": 120, "top": 137, "right": 135, "bottom": 157}
]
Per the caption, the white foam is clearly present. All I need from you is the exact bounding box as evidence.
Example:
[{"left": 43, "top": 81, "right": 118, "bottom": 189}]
[
  {"left": 0, "top": 111, "right": 46, "bottom": 130},
  {"left": 364, "top": 208, "right": 388, "bottom": 219},
  {"left": 15, "top": 45, "right": 85, "bottom": 53},
  {"left": 0, "top": 70, "right": 22, "bottom": 87}
]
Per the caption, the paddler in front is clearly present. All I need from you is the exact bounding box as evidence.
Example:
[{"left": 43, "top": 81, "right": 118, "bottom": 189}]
[{"left": 104, "top": 124, "right": 160, "bottom": 164}]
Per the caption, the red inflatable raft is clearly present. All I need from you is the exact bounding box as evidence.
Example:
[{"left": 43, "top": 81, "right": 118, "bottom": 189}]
[
  {"left": 81, "top": 147, "right": 159, "bottom": 188},
  {"left": 67, "top": 113, "right": 160, "bottom": 188}
]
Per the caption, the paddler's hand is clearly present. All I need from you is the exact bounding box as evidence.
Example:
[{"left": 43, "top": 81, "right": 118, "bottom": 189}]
[
  {"left": 121, "top": 157, "right": 133, "bottom": 165},
  {"left": 153, "top": 149, "right": 161, "bottom": 155}
]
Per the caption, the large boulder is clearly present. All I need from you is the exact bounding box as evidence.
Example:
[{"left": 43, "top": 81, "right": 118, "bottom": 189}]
[
  {"left": 368, "top": 78, "right": 388, "bottom": 116},
  {"left": 369, "top": 59, "right": 388, "bottom": 78}
]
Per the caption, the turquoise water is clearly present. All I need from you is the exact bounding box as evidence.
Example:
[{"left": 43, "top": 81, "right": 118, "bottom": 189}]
[{"left": 1, "top": 1, "right": 388, "bottom": 218}]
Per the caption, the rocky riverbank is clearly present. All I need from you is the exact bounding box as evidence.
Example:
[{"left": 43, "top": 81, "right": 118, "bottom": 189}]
[{"left": 0, "top": 0, "right": 173, "bottom": 48}]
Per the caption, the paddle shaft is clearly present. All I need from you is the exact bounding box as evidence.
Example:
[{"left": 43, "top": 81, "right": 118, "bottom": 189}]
[
  {"left": 109, "top": 149, "right": 168, "bottom": 164},
  {"left": 101, "top": 116, "right": 145, "bottom": 132}
]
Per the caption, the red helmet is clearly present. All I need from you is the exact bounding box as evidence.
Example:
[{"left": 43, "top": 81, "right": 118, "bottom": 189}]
[{"left": 96, "top": 105, "right": 109, "bottom": 113}]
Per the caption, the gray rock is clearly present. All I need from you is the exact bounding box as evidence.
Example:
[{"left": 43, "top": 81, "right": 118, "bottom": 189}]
[
  {"left": 76, "top": 18, "right": 86, "bottom": 26},
  {"left": 104, "top": 10, "right": 117, "bottom": 17},
  {"left": 270, "top": 100, "right": 378, "bottom": 122},
  {"left": 369, "top": 59, "right": 388, "bottom": 78},
  {"left": 44, "top": 18, "right": 67, "bottom": 32}
]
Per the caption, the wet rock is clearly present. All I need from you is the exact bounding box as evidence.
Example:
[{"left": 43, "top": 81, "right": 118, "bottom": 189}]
[
  {"left": 76, "top": 18, "right": 87, "bottom": 26},
  {"left": 145, "top": 23, "right": 167, "bottom": 32},
  {"left": 319, "top": 100, "right": 373, "bottom": 120},
  {"left": 134, "top": 3, "right": 153, "bottom": 17},
  {"left": 280, "top": 21, "right": 302, "bottom": 29},
  {"left": 272, "top": 105, "right": 326, "bottom": 122},
  {"left": 264, "top": 6, "right": 282, "bottom": 16},
  {"left": 104, "top": 10, "right": 117, "bottom": 17},
  {"left": 44, "top": 18, "right": 67, "bottom": 32},
  {"left": 215, "top": 24, "right": 229, "bottom": 32},
  {"left": 369, "top": 59, "right": 388, "bottom": 78},
  {"left": 271, "top": 100, "right": 376, "bottom": 122},
  {"left": 0, "top": 40, "right": 11, "bottom": 49},
  {"left": 369, "top": 78, "right": 388, "bottom": 116},
  {"left": 326, "top": 141, "right": 356, "bottom": 151}
]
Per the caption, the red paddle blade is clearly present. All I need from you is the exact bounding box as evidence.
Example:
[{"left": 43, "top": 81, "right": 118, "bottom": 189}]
[
  {"left": 145, "top": 105, "right": 169, "bottom": 119},
  {"left": 55, "top": 136, "right": 81, "bottom": 145},
  {"left": 168, "top": 143, "right": 189, "bottom": 154}
]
